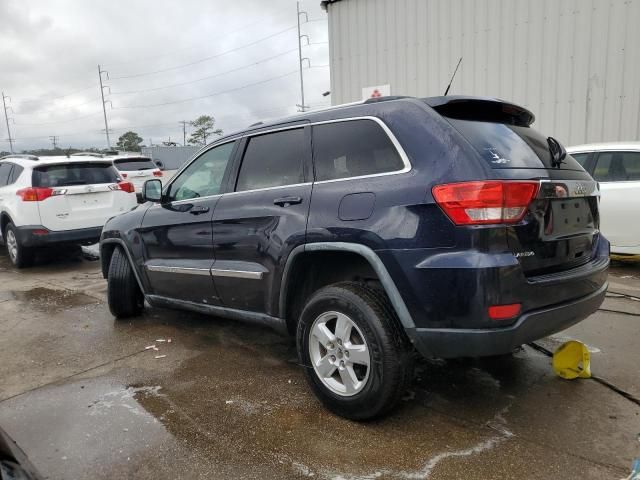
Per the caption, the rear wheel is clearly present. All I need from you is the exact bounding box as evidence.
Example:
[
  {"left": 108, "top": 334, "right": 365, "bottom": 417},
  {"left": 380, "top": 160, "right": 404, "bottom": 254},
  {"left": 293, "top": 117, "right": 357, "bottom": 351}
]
[
  {"left": 4, "top": 223, "right": 34, "bottom": 268},
  {"left": 107, "top": 247, "right": 144, "bottom": 318},
  {"left": 297, "top": 282, "right": 413, "bottom": 420}
]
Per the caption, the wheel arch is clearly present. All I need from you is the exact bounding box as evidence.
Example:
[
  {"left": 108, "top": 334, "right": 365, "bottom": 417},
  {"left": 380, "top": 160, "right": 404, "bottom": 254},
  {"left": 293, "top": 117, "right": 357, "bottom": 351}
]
[
  {"left": 279, "top": 242, "right": 416, "bottom": 335},
  {"left": 0, "top": 212, "right": 14, "bottom": 237},
  {"left": 100, "top": 239, "right": 147, "bottom": 294}
]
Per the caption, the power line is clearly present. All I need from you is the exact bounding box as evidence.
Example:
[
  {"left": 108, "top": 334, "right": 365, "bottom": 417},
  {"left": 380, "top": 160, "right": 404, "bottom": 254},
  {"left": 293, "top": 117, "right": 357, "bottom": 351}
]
[
  {"left": 114, "top": 70, "right": 298, "bottom": 109},
  {"left": 13, "top": 97, "right": 101, "bottom": 116},
  {"left": 102, "top": 7, "right": 292, "bottom": 68},
  {"left": 14, "top": 111, "right": 103, "bottom": 127},
  {"left": 98, "top": 65, "right": 112, "bottom": 148},
  {"left": 2, "top": 92, "right": 15, "bottom": 153},
  {"left": 110, "top": 25, "right": 298, "bottom": 80},
  {"left": 13, "top": 84, "right": 96, "bottom": 106},
  {"left": 110, "top": 48, "right": 298, "bottom": 96}
]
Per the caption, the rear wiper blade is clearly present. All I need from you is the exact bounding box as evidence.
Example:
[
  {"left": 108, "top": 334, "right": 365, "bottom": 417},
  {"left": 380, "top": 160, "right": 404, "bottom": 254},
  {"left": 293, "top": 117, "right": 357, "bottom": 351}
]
[{"left": 547, "top": 136, "right": 567, "bottom": 167}]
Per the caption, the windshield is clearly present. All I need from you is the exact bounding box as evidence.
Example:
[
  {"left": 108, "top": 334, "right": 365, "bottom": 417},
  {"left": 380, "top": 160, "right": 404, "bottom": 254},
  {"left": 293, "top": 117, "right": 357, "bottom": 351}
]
[
  {"left": 32, "top": 163, "right": 120, "bottom": 187},
  {"left": 446, "top": 118, "right": 585, "bottom": 170},
  {"left": 113, "top": 158, "right": 157, "bottom": 171}
]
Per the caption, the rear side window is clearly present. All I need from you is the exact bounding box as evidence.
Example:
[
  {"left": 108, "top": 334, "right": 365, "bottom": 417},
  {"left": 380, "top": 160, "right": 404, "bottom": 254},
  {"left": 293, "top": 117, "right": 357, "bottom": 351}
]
[
  {"left": 570, "top": 153, "right": 589, "bottom": 167},
  {"left": 113, "top": 158, "right": 156, "bottom": 171},
  {"left": 446, "top": 118, "right": 584, "bottom": 171},
  {"left": 8, "top": 164, "right": 23, "bottom": 184},
  {"left": 235, "top": 128, "right": 306, "bottom": 192},
  {"left": 0, "top": 163, "right": 13, "bottom": 186},
  {"left": 32, "top": 163, "right": 120, "bottom": 187},
  {"left": 592, "top": 151, "right": 640, "bottom": 182},
  {"left": 312, "top": 120, "right": 405, "bottom": 181}
]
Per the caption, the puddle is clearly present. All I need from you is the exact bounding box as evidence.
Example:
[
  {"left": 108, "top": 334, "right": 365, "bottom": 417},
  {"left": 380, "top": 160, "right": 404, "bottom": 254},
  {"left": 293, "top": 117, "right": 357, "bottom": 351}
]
[{"left": 9, "top": 287, "right": 98, "bottom": 313}]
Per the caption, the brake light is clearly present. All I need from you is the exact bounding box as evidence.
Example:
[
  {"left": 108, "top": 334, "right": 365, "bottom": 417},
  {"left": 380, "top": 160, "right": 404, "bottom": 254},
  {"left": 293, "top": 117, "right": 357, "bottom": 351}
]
[
  {"left": 16, "top": 187, "right": 54, "bottom": 202},
  {"left": 153, "top": 170, "right": 163, "bottom": 177},
  {"left": 432, "top": 181, "right": 539, "bottom": 225},
  {"left": 488, "top": 303, "right": 522, "bottom": 320},
  {"left": 109, "top": 181, "right": 135, "bottom": 193}
]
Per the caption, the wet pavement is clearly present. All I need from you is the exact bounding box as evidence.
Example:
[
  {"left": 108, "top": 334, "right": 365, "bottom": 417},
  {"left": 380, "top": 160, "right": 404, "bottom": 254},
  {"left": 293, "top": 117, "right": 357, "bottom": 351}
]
[{"left": 0, "top": 250, "right": 639, "bottom": 479}]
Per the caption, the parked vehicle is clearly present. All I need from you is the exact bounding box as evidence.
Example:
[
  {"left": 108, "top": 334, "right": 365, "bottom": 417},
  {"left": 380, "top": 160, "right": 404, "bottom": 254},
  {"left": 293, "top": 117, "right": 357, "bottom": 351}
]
[
  {"left": 0, "top": 154, "right": 137, "bottom": 268},
  {"left": 73, "top": 152, "right": 163, "bottom": 201},
  {"left": 100, "top": 96, "right": 609, "bottom": 419},
  {"left": 0, "top": 425, "right": 42, "bottom": 480},
  {"left": 567, "top": 142, "right": 640, "bottom": 256}
]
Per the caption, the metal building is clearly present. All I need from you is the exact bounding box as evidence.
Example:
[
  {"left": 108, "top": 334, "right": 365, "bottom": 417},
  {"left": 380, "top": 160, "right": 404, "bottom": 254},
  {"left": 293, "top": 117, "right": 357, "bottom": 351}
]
[
  {"left": 321, "top": 0, "right": 640, "bottom": 146},
  {"left": 140, "top": 145, "right": 200, "bottom": 171}
]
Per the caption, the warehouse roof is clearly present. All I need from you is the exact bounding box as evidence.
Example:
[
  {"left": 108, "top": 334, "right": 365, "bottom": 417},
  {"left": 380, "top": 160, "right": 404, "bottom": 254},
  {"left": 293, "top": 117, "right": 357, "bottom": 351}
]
[{"left": 320, "top": 0, "right": 342, "bottom": 11}]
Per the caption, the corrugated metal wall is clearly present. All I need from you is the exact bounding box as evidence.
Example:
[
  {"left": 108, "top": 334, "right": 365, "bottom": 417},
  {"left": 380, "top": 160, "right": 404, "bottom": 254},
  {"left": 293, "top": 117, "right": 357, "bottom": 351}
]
[
  {"left": 326, "top": 0, "right": 640, "bottom": 145},
  {"left": 141, "top": 146, "right": 200, "bottom": 170}
]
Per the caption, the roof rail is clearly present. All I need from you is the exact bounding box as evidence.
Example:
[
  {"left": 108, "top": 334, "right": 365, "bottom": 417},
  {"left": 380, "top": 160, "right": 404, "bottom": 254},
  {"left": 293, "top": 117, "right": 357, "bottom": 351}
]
[
  {"left": 363, "top": 95, "right": 412, "bottom": 104},
  {"left": 0, "top": 154, "right": 39, "bottom": 161},
  {"left": 70, "top": 152, "right": 105, "bottom": 158}
]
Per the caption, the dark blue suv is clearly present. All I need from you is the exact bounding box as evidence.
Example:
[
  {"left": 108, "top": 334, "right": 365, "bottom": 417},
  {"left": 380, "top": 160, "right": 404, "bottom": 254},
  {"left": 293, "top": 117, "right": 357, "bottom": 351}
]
[{"left": 100, "top": 96, "right": 609, "bottom": 420}]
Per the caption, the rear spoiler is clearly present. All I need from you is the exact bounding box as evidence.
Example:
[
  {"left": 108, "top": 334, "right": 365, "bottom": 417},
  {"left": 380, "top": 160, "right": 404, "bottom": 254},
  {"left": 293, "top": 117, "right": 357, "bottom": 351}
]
[{"left": 423, "top": 96, "right": 535, "bottom": 127}]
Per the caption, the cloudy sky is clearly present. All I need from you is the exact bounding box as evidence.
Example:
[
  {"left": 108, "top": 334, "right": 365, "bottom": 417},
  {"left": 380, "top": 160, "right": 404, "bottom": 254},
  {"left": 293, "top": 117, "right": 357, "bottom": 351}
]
[{"left": 0, "top": 0, "right": 330, "bottom": 152}]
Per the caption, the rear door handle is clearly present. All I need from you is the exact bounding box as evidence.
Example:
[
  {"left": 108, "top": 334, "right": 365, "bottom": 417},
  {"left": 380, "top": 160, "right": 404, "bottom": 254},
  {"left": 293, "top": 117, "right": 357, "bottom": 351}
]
[
  {"left": 273, "top": 196, "right": 302, "bottom": 207},
  {"left": 189, "top": 205, "right": 210, "bottom": 215}
]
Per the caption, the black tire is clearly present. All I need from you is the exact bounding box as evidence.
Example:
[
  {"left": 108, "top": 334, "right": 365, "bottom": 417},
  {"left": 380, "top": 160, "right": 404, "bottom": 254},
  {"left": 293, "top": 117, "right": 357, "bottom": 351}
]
[
  {"left": 4, "top": 222, "right": 34, "bottom": 268},
  {"left": 107, "top": 247, "right": 144, "bottom": 318},
  {"left": 297, "top": 282, "right": 414, "bottom": 420}
]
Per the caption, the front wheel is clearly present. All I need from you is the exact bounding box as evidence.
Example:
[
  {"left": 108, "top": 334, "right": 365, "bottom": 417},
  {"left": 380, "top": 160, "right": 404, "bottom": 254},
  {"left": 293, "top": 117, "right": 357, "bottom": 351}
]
[
  {"left": 107, "top": 247, "right": 144, "bottom": 318},
  {"left": 4, "top": 223, "right": 34, "bottom": 268},
  {"left": 297, "top": 282, "right": 413, "bottom": 420}
]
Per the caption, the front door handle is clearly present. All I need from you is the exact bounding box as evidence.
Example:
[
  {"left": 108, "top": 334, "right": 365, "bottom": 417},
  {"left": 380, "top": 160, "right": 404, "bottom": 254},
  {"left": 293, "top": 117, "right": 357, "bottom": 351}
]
[
  {"left": 189, "top": 205, "right": 210, "bottom": 215},
  {"left": 273, "top": 196, "right": 303, "bottom": 207}
]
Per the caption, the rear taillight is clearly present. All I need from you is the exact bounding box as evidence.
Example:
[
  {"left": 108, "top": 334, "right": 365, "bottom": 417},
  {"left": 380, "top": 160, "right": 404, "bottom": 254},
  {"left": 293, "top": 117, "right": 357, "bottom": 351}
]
[
  {"left": 153, "top": 170, "right": 163, "bottom": 177},
  {"left": 432, "top": 181, "right": 539, "bottom": 225},
  {"left": 109, "top": 181, "right": 135, "bottom": 193},
  {"left": 16, "top": 187, "right": 54, "bottom": 202}
]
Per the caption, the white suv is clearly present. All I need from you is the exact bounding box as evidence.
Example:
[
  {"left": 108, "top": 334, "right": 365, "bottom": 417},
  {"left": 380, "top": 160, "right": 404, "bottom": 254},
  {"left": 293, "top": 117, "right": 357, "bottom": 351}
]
[
  {"left": 567, "top": 142, "right": 640, "bottom": 256},
  {"left": 0, "top": 154, "right": 138, "bottom": 267}
]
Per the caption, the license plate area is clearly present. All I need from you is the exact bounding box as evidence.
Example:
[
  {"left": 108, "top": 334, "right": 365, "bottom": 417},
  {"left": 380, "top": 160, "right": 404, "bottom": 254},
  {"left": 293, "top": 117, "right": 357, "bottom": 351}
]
[{"left": 548, "top": 198, "right": 594, "bottom": 237}]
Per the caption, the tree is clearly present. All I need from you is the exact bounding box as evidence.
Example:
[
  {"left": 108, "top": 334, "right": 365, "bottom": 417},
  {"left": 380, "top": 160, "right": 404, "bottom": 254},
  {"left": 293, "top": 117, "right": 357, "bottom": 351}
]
[
  {"left": 188, "top": 115, "right": 223, "bottom": 146},
  {"left": 116, "top": 131, "right": 144, "bottom": 152}
]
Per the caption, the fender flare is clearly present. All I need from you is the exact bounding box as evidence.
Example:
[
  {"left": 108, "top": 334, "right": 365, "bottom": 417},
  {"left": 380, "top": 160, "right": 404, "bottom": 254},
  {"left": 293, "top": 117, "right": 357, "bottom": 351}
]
[
  {"left": 279, "top": 242, "right": 416, "bottom": 330},
  {"left": 100, "top": 238, "right": 147, "bottom": 295}
]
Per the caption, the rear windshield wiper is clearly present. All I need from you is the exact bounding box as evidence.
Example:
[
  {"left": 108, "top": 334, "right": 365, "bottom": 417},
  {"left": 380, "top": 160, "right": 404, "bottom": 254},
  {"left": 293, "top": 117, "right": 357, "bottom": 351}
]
[{"left": 547, "top": 136, "right": 567, "bottom": 168}]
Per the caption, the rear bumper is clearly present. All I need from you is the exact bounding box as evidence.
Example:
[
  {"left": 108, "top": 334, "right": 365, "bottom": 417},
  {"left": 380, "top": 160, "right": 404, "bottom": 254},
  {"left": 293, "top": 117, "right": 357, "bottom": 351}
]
[
  {"left": 16, "top": 225, "right": 103, "bottom": 247},
  {"left": 409, "top": 281, "right": 608, "bottom": 358}
]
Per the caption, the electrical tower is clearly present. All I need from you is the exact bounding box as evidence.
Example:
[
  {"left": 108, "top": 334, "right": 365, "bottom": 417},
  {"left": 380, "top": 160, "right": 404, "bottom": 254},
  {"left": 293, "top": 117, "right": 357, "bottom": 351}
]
[
  {"left": 2, "top": 92, "right": 15, "bottom": 153},
  {"left": 296, "top": 2, "right": 310, "bottom": 112},
  {"left": 49, "top": 135, "right": 59, "bottom": 149},
  {"left": 98, "top": 64, "right": 112, "bottom": 148},
  {"left": 179, "top": 121, "right": 189, "bottom": 146}
]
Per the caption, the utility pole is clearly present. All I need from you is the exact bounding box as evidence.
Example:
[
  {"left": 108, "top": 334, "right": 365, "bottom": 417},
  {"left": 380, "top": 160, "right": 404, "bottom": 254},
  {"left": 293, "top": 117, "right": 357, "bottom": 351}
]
[
  {"left": 49, "top": 135, "right": 59, "bottom": 149},
  {"left": 179, "top": 120, "right": 188, "bottom": 146},
  {"left": 2, "top": 92, "right": 14, "bottom": 154},
  {"left": 296, "top": 2, "right": 309, "bottom": 112},
  {"left": 98, "top": 64, "right": 112, "bottom": 148}
]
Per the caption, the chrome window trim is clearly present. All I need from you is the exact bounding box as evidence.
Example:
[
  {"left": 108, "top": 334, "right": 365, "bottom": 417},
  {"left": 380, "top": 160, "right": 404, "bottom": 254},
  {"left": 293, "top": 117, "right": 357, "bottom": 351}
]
[
  {"left": 146, "top": 265, "right": 211, "bottom": 276},
  {"left": 224, "top": 182, "right": 312, "bottom": 196},
  {"left": 163, "top": 116, "right": 413, "bottom": 199}
]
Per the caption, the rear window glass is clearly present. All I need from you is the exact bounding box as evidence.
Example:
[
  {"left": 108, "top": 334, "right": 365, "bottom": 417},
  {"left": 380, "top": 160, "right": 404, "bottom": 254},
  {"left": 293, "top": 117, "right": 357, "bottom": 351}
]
[
  {"left": 592, "top": 151, "right": 640, "bottom": 182},
  {"left": 33, "top": 163, "right": 120, "bottom": 187},
  {"left": 446, "top": 118, "right": 584, "bottom": 170},
  {"left": 312, "top": 120, "right": 405, "bottom": 181},
  {"left": 113, "top": 158, "right": 156, "bottom": 171}
]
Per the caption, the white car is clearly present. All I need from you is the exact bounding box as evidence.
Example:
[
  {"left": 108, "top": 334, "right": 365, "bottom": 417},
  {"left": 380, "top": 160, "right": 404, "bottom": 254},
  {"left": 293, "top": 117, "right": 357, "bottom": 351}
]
[
  {"left": 567, "top": 142, "right": 640, "bottom": 256},
  {"left": 0, "top": 154, "right": 138, "bottom": 267},
  {"left": 83, "top": 153, "right": 163, "bottom": 199}
]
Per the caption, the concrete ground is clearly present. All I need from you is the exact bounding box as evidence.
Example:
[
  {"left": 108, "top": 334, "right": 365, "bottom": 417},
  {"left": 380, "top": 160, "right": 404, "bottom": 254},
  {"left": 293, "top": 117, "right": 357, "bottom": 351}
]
[{"left": 0, "top": 249, "right": 638, "bottom": 479}]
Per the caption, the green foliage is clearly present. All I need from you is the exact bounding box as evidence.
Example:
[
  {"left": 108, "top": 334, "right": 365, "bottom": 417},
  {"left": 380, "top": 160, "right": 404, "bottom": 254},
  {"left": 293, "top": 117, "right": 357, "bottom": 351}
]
[
  {"left": 188, "top": 115, "right": 223, "bottom": 146},
  {"left": 116, "top": 131, "right": 144, "bottom": 152}
]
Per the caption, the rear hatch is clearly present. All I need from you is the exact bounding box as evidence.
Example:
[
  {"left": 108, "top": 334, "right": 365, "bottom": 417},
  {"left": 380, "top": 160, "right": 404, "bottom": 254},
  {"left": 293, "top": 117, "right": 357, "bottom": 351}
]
[
  {"left": 113, "top": 157, "right": 160, "bottom": 191},
  {"left": 427, "top": 97, "right": 600, "bottom": 277},
  {"left": 32, "top": 162, "right": 133, "bottom": 231}
]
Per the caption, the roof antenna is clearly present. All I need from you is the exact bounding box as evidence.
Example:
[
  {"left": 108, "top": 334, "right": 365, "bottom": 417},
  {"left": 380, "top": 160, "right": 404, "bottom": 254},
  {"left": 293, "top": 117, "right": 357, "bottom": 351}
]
[{"left": 444, "top": 57, "right": 463, "bottom": 96}]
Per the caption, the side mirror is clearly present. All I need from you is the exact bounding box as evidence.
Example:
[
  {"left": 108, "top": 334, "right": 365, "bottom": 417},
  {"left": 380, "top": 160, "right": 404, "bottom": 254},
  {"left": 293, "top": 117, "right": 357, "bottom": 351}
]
[{"left": 143, "top": 179, "right": 162, "bottom": 203}]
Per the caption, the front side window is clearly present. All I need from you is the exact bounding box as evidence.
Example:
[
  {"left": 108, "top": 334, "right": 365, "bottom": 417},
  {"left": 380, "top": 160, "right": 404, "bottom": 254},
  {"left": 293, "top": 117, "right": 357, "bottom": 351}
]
[
  {"left": 168, "top": 141, "right": 235, "bottom": 201},
  {"left": 593, "top": 151, "right": 640, "bottom": 182},
  {"left": 0, "top": 163, "right": 13, "bottom": 187},
  {"left": 235, "top": 129, "right": 306, "bottom": 192},
  {"left": 311, "top": 120, "right": 405, "bottom": 181}
]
